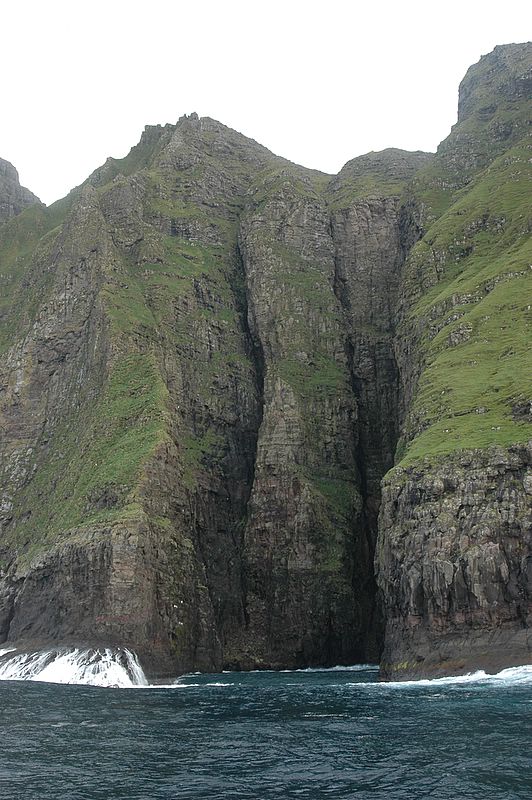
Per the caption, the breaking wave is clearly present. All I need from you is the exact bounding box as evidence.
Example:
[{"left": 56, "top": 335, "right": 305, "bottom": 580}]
[
  {"left": 374, "top": 664, "right": 532, "bottom": 688},
  {"left": 0, "top": 647, "right": 148, "bottom": 688},
  {"left": 282, "top": 664, "right": 379, "bottom": 673},
  {"left": 221, "top": 664, "right": 379, "bottom": 674},
  {"left": 1, "top": 645, "right": 531, "bottom": 690}
]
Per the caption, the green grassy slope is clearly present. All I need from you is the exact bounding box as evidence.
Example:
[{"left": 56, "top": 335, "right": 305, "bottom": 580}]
[
  {"left": 395, "top": 42, "right": 532, "bottom": 465},
  {"left": 0, "top": 120, "right": 276, "bottom": 563}
]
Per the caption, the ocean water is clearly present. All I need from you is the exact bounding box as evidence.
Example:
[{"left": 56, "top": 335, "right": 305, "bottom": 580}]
[{"left": 1, "top": 651, "right": 531, "bottom": 800}]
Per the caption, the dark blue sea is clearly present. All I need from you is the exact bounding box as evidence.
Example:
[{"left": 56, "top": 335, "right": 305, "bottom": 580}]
[{"left": 1, "top": 663, "right": 531, "bottom": 799}]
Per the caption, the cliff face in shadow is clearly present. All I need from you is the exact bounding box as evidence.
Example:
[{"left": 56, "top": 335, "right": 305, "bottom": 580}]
[{"left": 0, "top": 43, "right": 530, "bottom": 679}]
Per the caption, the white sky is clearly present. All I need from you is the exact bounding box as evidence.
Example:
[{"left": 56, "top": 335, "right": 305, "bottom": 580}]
[{"left": 2, "top": 0, "right": 531, "bottom": 204}]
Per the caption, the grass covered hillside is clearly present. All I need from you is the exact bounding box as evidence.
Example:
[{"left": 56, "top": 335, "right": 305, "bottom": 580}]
[{"left": 394, "top": 43, "right": 532, "bottom": 466}]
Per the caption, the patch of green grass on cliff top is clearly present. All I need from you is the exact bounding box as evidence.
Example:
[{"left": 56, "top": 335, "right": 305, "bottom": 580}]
[
  {"left": 327, "top": 175, "right": 408, "bottom": 209},
  {"left": 404, "top": 275, "right": 532, "bottom": 462},
  {"left": 249, "top": 166, "right": 321, "bottom": 210},
  {"left": 396, "top": 140, "right": 532, "bottom": 466},
  {"left": 326, "top": 150, "right": 433, "bottom": 210},
  {"left": 8, "top": 352, "right": 169, "bottom": 555}
]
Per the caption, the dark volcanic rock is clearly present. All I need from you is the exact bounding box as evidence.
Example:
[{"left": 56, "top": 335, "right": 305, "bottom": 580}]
[{"left": 377, "top": 445, "right": 532, "bottom": 679}]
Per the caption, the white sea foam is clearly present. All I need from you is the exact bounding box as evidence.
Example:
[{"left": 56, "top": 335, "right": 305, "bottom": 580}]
[
  {"left": 283, "top": 664, "right": 379, "bottom": 673},
  {"left": 204, "top": 681, "right": 235, "bottom": 687},
  {"left": 355, "top": 664, "right": 532, "bottom": 689},
  {"left": 0, "top": 647, "right": 148, "bottom": 688},
  {"left": 1, "top": 645, "right": 530, "bottom": 690},
  {"left": 225, "top": 663, "right": 379, "bottom": 675}
]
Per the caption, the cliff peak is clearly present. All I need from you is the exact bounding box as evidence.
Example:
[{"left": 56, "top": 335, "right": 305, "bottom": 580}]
[
  {"left": 431, "top": 41, "right": 532, "bottom": 191},
  {"left": 0, "top": 157, "right": 41, "bottom": 223},
  {"left": 458, "top": 41, "right": 532, "bottom": 123}
]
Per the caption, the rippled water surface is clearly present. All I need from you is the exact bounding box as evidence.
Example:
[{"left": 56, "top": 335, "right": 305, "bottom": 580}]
[{"left": 1, "top": 665, "right": 531, "bottom": 799}]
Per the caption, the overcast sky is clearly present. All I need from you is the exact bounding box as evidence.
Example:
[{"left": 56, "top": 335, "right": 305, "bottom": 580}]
[{"left": 3, "top": 0, "right": 531, "bottom": 205}]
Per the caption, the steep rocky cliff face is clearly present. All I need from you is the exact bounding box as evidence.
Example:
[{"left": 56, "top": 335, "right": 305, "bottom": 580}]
[
  {"left": 0, "top": 117, "right": 279, "bottom": 676},
  {"left": 0, "top": 44, "right": 530, "bottom": 680},
  {"left": 378, "top": 444, "right": 531, "bottom": 678},
  {"left": 234, "top": 173, "right": 370, "bottom": 667},
  {"left": 0, "top": 118, "right": 422, "bottom": 675},
  {"left": 328, "top": 150, "right": 432, "bottom": 543},
  {"left": 0, "top": 158, "right": 40, "bottom": 224},
  {"left": 376, "top": 42, "right": 532, "bottom": 678}
]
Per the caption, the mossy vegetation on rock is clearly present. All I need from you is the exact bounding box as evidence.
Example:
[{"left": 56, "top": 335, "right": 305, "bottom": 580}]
[{"left": 0, "top": 45, "right": 530, "bottom": 679}]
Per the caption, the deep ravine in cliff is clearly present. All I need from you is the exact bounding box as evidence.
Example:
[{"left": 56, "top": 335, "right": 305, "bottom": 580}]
[{"left": 0, "top": 42, "right": 530, "bottom": 681}]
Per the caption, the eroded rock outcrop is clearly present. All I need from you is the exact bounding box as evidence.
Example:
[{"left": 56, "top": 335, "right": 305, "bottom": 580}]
[
  {"left": 1, "top": 111, "right": 421, "bottom": 674},
  {"left": 378, "top": 445, "right": 531, "bottom": 678},
  {"left": 0, "top": 158, "right": 40, "bottom": 223}
]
